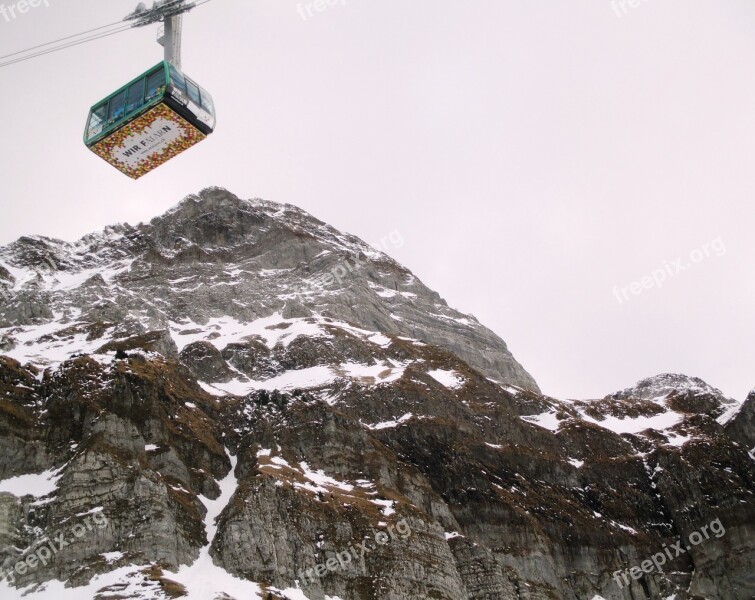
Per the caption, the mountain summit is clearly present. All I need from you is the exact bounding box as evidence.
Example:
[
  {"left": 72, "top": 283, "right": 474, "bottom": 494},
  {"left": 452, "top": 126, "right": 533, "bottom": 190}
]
[
  {"left": 0, "top": 189, "right": 751, "bottom": 600},
  {"left": 0, "top": 187, "right": 538, "bottom": 392}
]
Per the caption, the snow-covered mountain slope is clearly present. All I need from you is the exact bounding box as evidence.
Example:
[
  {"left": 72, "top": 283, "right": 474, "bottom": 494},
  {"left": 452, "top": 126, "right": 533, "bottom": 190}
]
[
  {"left": 522, "top": 373, "right": 742, "bottom": 441},
  {"left": 608, "top": 373, "right": 736, "bottom": 406},
  {"left": 0, "top": 189, "right": 752, "bottom": 600},
  {"left": 0, "top": 187, "right": 538, "bottom": 392}
]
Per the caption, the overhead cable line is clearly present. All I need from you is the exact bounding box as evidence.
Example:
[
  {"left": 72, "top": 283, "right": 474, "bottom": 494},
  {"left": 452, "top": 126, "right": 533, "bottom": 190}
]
[
  {"left": 0, "top": 0, "right": 213, "bottom": 70},
  {"left": 0, "top": 25, "right": 134, "bottom": 68},
  {"left": 0, "top": 19, "right": 130, "bottom": 61}
]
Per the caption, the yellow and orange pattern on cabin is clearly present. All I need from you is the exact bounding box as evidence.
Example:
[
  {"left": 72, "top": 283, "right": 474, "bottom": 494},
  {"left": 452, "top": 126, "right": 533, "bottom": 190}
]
[{"left": 90, "top": 103, "right": 206, "bottom": 179}]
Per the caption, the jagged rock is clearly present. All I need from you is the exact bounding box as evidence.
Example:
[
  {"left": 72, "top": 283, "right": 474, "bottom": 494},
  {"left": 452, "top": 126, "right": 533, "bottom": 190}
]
[
  {"left": 0, "top": 292, "right": 54, "bottom": 326},
  {"left": 180, "top": 341, "right": 234, "bottom": 383},
  {"left": 0, "top": 188, "right": 539, "bottom": 391},
  {"left": 725, "top": 390, "right": 755, "bottom": 451},
  {"left": 221, "top": 340, "right": 281, "bottom": 380},
  {"left": 0, "top": 191, "right": 750, "bottom": 600},
  {"left": 97, "top": 330, "right": 179, "bottom": 359},
  {"left": 0, "top": 335, "right": 14, "bottom": 353},
  {"left": 273, "top": 330, "right": 378, "bottom": 371}
]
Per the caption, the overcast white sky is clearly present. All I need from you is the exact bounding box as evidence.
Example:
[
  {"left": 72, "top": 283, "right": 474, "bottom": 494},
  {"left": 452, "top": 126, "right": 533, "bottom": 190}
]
[{"left": 0, "top": 0, "right": 753, "bottom": 401}]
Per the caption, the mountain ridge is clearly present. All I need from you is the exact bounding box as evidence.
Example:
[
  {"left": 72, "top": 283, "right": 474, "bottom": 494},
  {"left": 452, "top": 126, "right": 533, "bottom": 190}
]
[
  {"left": 0, "top": 188, "right": 751, "bottom": 600},
  {"left": 0, "top": 187, "right": 539, "bottom": 393}
]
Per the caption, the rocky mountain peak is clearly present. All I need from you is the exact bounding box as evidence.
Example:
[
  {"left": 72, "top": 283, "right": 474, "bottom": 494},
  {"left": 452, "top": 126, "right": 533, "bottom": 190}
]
[
  {"left": 0, "top": 190, "right": 751, "bottom": 600},
  {"left": 0, "top": 188, "right": 540, "bottom": 391},
  {"left": 148, "top": 188, "right": 282, "bottom": 249},
  {"left": 608, "top": 372, "right": 736, "bottom": 404}
]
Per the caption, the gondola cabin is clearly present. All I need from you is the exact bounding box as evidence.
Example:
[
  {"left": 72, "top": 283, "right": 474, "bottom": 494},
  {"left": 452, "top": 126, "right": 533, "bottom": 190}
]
[{"left": 84, "top": 61, "right": 215, "bottom": 179}]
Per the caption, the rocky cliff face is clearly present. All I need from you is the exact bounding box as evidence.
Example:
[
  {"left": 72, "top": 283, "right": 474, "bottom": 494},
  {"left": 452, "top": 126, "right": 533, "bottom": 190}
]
[
  {"left": 0, "top": 188, "right": 751, "bottom": 600},
  {"left": 0, "top": 188, "right": 537, "bottom": 393}
]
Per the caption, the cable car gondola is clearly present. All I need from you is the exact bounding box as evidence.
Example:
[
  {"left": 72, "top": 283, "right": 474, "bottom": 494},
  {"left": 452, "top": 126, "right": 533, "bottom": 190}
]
[
  {"left": 84, "top": 60, "right": 215, "bottom": 179},
  {"left": 83, "top": 1, "right": 215, "bottom": 179}
]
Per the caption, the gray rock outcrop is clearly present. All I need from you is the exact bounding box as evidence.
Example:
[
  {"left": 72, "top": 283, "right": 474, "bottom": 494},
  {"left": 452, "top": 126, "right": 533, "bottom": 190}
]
[{"left": 0, "top": 189, "right": 751, "bottom": 600}]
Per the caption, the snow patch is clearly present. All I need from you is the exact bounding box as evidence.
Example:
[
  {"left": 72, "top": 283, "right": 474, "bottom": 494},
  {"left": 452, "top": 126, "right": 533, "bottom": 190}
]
[
  {"left": 427, "top": 369, "right": 465, "bottom": 389},
  {"left": 371, "top": 498, "right": 396, "bottom": 517},
  {"left": 717, "top": 400, "right": 745, "bottom": 425},
  {"left": 164, "top": 453, "right": 266, "bottom": 599},
  {"left": 520, "top": 411, "right": 561, "bottom": 432},
  {"left": 364, "top": 413, "right": 413, "bottom": 430},
  {"left": 0, "top": 566, "right": 172, "bottom": 600},
  {"left": 580, "top": 410, "right": 683, "bottom": 435},
  {"left": 201, "top": 360, "right": 407, "bottom": 397},
  {"left": 0, "top": 468, "right": 61, "bottom": 498},
  {"left": 101, "top": 551, "right": 124, "bottom": 564},
  {"left": 297, "top": 461, "right": 355, "bottom": 495},
  {"left": 665, "top": 432, "right": 691, "bottom": 447}
]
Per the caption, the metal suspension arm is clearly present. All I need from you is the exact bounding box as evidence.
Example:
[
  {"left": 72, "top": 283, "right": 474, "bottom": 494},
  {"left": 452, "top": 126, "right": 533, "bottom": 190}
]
[
  {"left": 125, "top": 0, "right": 196, "bottom": 69},
  {"left": 162, "top": 14, "right": 182, "bottom": 68}
]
